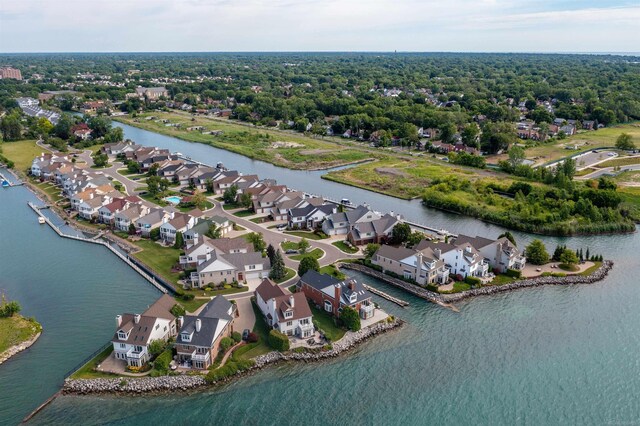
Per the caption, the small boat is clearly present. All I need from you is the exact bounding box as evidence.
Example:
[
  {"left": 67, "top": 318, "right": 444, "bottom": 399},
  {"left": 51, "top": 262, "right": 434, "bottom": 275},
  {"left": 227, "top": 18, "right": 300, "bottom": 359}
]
[
  {"left": 340, "top": 198, "right": 353, "bottom": 206},
  {"left": 38, "top": 217, "right": 46, "bottom": 224},
  {"left": 1, "top": 180, "right": 10, "bottom": 188}
]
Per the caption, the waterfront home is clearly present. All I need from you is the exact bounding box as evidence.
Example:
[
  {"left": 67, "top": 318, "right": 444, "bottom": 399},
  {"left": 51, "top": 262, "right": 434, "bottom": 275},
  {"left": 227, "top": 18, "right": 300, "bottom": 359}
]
[
  {"left": 183, "top": 219, "right": 214, "bottom": 246},
  {"left": 372, "top": 244, "right": 450, "bottom": 285},
  {"left": 157, "top": 160, "right": 186, "bottom": 180},
  {"left": 296, "top": 270, "right": 375, "bottom": 320},
  {"left": 136, "top": 208, "right": 169, "bottom": 237},
  {"left": 415, "top": 240, "right": 489, "bottom": 279},
  {"left": 112, "top": 294, "right": 177, "bottom": 368},
  {"left": 98, "top": 198, "right": 130, "bottom": 225},
  {"left": 322, "top": 205, "right": 400, "bottom": 246},
  {"left": 287, "top": 203, "right": 337, "bottom": 229},
  {"left": 180, "top": 238, "right": 216, "bottom": 269},
  {"left": 71, "top": 123, "right": 92, "bottom": 140},
  {"left": 255, "top": 278, "right": 314, "bottom": 338},
  {"left": 189, "top": 250, "right": 270, "bottom": 288},
  {"left": 101, "top": 140, "right": 138, "bottom": 156},
  {"left": 115, "top": 204, "right": 150, "bottom": 232},
  {"left": 159, "top": 212, "right": 195, "bottom": 244},
  {"left": 270, "top": 195, "right": 325, "bottom": 221},
  {"left": 175, "top": 296, "right": 236, "bottom": 369},
  {"left": 453, "top": 234, "right": 526, "bottom": 273}
]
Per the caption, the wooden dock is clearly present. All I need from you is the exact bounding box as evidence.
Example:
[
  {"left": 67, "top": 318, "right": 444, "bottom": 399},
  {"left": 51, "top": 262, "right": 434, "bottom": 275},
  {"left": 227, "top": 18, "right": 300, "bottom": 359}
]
[
  {"left": 21, "top": 390, "right": 61, "bottom": 423},
  {"left": 363, "top": 284, "right": 409, "bottom": 307}
]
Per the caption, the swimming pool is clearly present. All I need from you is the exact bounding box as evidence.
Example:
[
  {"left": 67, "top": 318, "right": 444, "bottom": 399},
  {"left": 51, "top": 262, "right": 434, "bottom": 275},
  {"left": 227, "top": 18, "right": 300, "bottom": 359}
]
[{"left": 164, "top": 196, "right": 182, "bottom": 204}]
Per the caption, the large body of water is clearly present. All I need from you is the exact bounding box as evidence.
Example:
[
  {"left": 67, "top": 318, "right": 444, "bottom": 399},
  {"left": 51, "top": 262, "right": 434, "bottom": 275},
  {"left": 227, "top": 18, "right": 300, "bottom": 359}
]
[{"left": 1, "top": 123, "right": 639, "bottom": 425}]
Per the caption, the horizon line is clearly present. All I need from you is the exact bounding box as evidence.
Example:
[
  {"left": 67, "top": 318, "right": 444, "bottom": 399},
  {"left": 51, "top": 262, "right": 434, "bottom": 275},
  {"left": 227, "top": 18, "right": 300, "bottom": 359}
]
[{"left": 0, "top": 50, "right": 639, "bottom": 56}]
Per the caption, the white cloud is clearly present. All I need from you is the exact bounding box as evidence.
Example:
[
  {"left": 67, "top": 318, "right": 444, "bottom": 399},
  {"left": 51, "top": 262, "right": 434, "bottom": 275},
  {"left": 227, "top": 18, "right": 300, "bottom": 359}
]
[{"left": 0, "top": 0, "right": 637, "bottom": 52}]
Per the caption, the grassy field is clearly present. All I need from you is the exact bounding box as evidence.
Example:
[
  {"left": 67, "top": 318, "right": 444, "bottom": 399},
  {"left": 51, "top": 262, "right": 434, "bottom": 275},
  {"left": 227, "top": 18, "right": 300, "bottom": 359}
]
[
  {"left": 34, "top": 180, "right": 64, "bottom": 202},
  {"left": 318, "top": 264, "right": 347, "bottom": 280},
  {"left": 1, "top": 140, "right": 42, "bottom": 171},
  {"left": 116, "top": 112, "right": 373, "bottom": 170},
  {"left": 310, "top": 305, "right": 346, "bottom": 342},
  {"left": 0, "top": 315, "right": 41, "bottom": 354},
  {"left": 69, "top": 345, "right": 118, "bottom": 379},
  {"left": 290, "top": 248, "right": 324, "bottom": 261},
  {"left": 283, "top": 230, "right": 328, "bottom": 240},
  {"left": 594, "top": 156, "right": 640, "bottom": 169},
  {"left": 131, "top": 240, "right": 182, "bottom": 285},
  {"left": 522, "top": 123, "right": 640, "bottom": 165},
  {"left": 324, "top": 156, "right": 493, "bottom": 199},
  {"left": 332, "top": 241, "right": 358, "bottom": 254}
]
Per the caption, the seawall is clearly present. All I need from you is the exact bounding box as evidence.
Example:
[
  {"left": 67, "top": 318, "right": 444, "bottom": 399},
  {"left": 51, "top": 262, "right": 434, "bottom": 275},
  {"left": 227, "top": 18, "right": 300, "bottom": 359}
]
[
  {"left": 62, "top": 318, "right": 403, "bottom": 395},
  {"left": 341, "top": 261, "right": 614, "bottom": 306}
]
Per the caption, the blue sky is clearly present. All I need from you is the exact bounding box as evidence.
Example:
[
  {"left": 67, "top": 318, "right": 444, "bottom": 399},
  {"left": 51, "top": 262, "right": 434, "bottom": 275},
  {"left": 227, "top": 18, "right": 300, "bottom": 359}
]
[{"left": 1, "top": 0, "right": 639, "bottom": 53}]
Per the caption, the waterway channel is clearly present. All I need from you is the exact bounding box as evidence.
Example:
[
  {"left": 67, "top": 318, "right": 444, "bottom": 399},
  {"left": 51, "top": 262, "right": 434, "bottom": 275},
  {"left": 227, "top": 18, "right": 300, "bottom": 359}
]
[{"left": 0, "top": 123, "right": 638, "bottom": 425}]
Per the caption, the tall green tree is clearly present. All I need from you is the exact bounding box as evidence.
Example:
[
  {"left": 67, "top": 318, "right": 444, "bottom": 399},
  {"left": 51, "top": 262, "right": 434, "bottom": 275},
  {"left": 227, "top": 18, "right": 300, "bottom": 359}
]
[
  {"left": 525, "top": 239, "right": 549, "bottom": 265},
  {"left": 297, "top": 256, "right": 319, "bottom": 277},
  {"left": 269, "top": 249, "right": 287, "bottom": 281},
  {"left": 615, "top": 133, "right": 635, "bottom": 150},
  {"left": 0, "top": 112, "right": 22, "bottom": 141}
]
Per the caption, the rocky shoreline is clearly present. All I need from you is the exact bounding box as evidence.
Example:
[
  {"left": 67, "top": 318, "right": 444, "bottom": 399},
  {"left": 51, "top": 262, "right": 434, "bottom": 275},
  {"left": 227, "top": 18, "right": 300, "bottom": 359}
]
[
  {"left": 62, "top": 318, "right": 403, "bottom": 395},
  {"left": 0, "top": 332, "right": 41, "bottom": 366},
  {"left": 341, "top": 260, "right": 614, "bottom": 305}
]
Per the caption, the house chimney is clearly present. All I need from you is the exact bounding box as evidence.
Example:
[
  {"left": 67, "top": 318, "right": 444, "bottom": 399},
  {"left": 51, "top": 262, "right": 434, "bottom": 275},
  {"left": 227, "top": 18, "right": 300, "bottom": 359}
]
[
  {"left": 416, "top": 252, "right": 423, "bottom": 276},
  {"left": 435, "top": 248, "right": 441, "bottom": 259},
  {"left": 177, "top": 316, "right": 184, "bottom": 329},
  {"left": 334, "top": 284, "right": 342, "bottom": 303},
  {"left": 134, "top": 314, "right": 140, "bottom": 324},
  {"left": 289, "top": 295, "right": 295, "bottom": 308},
  {"left": 348, "top": 280, "right": 355, "bottom": 291},
  {"left": 116, "top": 315, "right": 122, "bottom": 328},
  {"left": 195, "top": 318, "right": 202, "bottom": 332}
]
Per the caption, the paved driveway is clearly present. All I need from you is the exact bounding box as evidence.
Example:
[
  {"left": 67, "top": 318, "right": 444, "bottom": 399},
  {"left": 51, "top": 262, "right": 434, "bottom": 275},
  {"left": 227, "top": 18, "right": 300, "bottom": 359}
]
[{"left": 233, "top": 296, "right": 256, "bottom": 332}]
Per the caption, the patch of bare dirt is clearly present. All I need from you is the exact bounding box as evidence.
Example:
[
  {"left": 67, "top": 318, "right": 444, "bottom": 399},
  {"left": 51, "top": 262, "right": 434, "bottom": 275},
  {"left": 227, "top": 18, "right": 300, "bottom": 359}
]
[{"left": 270, "top": 141, "right": 303, "bottom": 149}]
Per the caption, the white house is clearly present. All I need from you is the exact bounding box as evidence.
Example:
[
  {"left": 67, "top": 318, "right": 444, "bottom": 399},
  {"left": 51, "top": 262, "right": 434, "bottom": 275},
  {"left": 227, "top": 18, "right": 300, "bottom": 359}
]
[
  {"left": 111, "top": 295, "right": 177, "bottom": 368},
  {"left": 255, "top": 278, "right": 314, "bottom": 338}
]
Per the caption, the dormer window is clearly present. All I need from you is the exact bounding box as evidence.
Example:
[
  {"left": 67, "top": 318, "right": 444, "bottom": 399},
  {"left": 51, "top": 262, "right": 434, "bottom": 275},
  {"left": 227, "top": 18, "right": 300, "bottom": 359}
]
[
  {"left": 349, "top": 293, "right": 357, "bottom": 303},
  {"left": 181, "top": 333, "right": 191, "bottom": 342},
  {"left": 117, "top": 331, "right": 127, "bottom": 340},
  {"left": 284, "top": 311, "right": 293, "bottom": 318}
]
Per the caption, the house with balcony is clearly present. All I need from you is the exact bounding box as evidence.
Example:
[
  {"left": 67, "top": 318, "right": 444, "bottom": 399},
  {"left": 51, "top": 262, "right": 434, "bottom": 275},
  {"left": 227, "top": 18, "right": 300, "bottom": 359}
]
[
  {"left": 372, "top": 244, "right": 450, "bottom": 285},
  {"left": 159, "top": 212, "right": 195, "bottom": 244},
  {"left": 255, "top": 278, "right": 314, "bottom": 339},
  {"left": 415, "top": 240, "right": 489, "bottom": 279},
  {"left": 180, "top": 236, "right": 252, "bottom": 270},
  {"left": 183, "top": 216, "right": 232, "bottom": 246},
  {"left": 296, "top": 270, "right": 376, "bottom": 320},
  {"left": 136, "top": 208, "right": 169, "bottom": 237},
  {"left": 453, "top": 234, "right": 526, "bottom": 273},
  {"left": 111, "top": 294, "right": 177, "bottom": 368},
  {"left": 114, "top": 204, "right": 150, "bottom": 232},
  {"left": 97, "top": 197, "right": 134, "bottom": 225},
  {"left": 175, "top": 296, "right": 236, "bottom": 370}
]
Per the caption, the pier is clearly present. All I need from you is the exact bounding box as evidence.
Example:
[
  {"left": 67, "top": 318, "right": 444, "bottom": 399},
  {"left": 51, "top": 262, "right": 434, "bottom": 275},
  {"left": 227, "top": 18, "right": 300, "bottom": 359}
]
[
  {"left": 363, "top": 284, "right": 409, "bottom": 307},
  {"left": 27, "top": 201, "right": 170, "bottom": 295},
  {"left": 0, "top": 170, "right": 25, "bottom": 187}
]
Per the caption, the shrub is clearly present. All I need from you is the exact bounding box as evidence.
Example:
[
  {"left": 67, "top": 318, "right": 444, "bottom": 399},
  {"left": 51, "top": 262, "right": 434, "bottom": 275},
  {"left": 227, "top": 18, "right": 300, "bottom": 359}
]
[
  {"left": 464, "top": 276, "right": 482, "bottom": 286},
  {"left": 339, "top": 306, "right": 361, "bottom": 332},
  {"left": 223, "top": 284, "right": 231, "bottom": 289},
  {"left": 505, "top": 269, "right": 522, "bottom": 278},
  {"left": 232, "top": 331, "right": 242, "bottom": 343},
  {"left": 425, "top": 284, "right": 439, "bottom": 292},
  {"left": 247, "top": 332, "right": 258, "bottom": 343},
  {"left": 153, "top": 349, "right": 173, "bottom": 373},
  {"left": 220, "top": 337, "right": 234, "bottom": 352},
  {"left": 268, "top": 330, "right": 290, "bottom": 351},
  {"left": 170, "top": 304, "right": 186, "bottom": 317}
]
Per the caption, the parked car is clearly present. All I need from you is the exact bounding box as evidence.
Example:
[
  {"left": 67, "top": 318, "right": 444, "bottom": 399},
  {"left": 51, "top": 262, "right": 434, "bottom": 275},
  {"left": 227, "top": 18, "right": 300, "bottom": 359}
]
[
  {"left": 242, "top": 329, "right": 250, "bottom": 341},
  {"left": 276, "top": 224, "right": 287, "bottom": 231},
  {"left": 285, "top": 249, "right": 298, "bottom": 254}
]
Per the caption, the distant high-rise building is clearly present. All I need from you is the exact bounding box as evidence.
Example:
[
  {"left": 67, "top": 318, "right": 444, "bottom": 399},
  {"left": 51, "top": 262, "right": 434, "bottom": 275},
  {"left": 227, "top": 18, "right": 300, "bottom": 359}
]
[{"left": 0, "top": 67, "right": 23, "bottom": 80}]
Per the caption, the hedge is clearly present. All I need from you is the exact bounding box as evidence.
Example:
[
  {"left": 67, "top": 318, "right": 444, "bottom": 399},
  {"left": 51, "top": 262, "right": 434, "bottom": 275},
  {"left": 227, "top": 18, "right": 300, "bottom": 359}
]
[
  {"left": 153, "top": 349, "right": 173, "bottom": 373},
  {"left": 268, "top": 329, "right": 290, "bottom": 351},
  {"left": 505, "top": 269, "right": 522, "bottom": 278},
  {"left": 464, "top": 276, "right": 482, "bottom": 286}
]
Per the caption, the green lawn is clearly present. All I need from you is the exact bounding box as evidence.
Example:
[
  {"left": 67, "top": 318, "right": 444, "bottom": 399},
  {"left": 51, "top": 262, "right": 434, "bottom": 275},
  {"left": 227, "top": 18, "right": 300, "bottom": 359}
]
[
  {"left": 0, "top": 315, "right": 41, "bottom": 354},
  {"left": 318, "top": 265, "right": 346, "bottom": 280},
  {"left": 233, "top": 209, "right": 255, "bottom": 217},
  {"left": 579, "top": 261, "right": 603, "bottom": 276},
  {"left": 69, "top": 345, "right": 118, "bottom": 379},
  {"left": 439, "top": 282, "right": 472, "bottom": 294},
  {"left": 488, "top": 275, "right": 517, "bottom": 286},
  {"left": 177, "top": 201, "right": 213, "bottom": 212},
  {"left": 310, "top": 305, "right": 346, "bottom": 342},
  {"left": 34, "top": 181, "right": 64, "bottom": 203},
  {"left": 332, "top": 241, "right": 358, "bottom": 254},
  {"left": 131, "top": 240, "right": 182, "bottom": 285},
  {"left": 1, "top": 140, "right": 42, "bottom": 171},
  {"left": 179, "top": 286, "right": 249, "bottom": 313},
  {"left": 290, "top": 248, "right": 324, "bottom": 261},
  {"left": 283, "top": 230, "right": 328, "bottom": 240},
  {"left": 273, "top": 267, "right": 296, "bottom": 284},
  {"left": 280, "top": 241, "right": 299, "bottom": 251}
]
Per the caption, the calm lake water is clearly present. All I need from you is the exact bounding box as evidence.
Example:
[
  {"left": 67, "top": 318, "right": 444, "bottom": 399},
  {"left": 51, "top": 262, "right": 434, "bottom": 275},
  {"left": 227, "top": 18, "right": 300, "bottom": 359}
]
[{"left": 1, "top": 123, "right": 639, "bottom": 425}]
